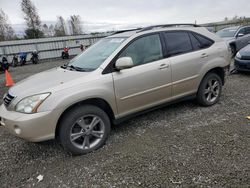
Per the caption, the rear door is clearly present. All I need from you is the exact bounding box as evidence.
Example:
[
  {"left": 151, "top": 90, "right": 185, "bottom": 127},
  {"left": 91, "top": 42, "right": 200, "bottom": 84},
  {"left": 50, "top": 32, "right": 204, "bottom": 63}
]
[
  {"left": 163, "top": 31, "right": 214, "bottom": 98},
  {"left": 112, "top": 34, "right": 172, "bottom": 117}
]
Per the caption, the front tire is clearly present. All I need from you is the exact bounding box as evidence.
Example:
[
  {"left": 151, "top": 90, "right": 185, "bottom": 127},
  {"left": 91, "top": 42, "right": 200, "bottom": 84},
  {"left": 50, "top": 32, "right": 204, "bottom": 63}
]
[
  {"left": 58, "top": 105, "right": 111, "bottom": 155},
  {"left": 197, "top": 73, "right": 222, "bottom": 106}
]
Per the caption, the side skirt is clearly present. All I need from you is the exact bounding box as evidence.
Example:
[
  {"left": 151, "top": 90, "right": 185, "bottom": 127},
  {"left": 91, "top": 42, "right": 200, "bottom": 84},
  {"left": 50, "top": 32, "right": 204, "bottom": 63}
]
[{"left": 112, "top": 94, "right": 196, "bottom": 125}]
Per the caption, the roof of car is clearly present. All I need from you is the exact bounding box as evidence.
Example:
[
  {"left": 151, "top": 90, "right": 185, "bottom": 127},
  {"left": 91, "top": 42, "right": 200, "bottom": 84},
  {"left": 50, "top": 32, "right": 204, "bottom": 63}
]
[
  {"left": 108, "top": 25, "right": 223, "bottom": 43},
  {"left": 110, "top": 27, "right": 201, "bottom": 38},
  {"left": 221, "top": 26, "right": 240, "bottom": 30},
  {"left": 108, "top": 24, "right": 202, "bottom": 38},
  {"left": 107, "top": 30, "right": 139, "bottom": 38}
]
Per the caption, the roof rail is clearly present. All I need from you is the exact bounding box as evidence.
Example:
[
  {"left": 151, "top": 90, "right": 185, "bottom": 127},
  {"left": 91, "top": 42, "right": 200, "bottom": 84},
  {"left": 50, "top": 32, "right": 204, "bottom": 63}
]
[
  {"left": 138, "top": 24, "right": 201, "bottom": 33},
  {"left": 112, "top": 28, "right": 142, "bottom": 35}
]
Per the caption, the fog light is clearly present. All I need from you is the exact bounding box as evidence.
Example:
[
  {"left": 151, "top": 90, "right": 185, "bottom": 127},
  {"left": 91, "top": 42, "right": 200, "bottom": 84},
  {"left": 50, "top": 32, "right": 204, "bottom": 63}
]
[{"left": 14, "top": 125, "right": 21, "bottom": 135}]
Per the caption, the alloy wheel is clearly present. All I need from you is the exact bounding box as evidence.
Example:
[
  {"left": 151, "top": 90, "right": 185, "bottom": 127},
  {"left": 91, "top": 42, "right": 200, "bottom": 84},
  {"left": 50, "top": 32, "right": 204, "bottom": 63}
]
[
  {"left": 70, "top": 115, "right": 105, "bottom": 150},
  {"left": 204, "top": 79, "right": 220, "bottom": 103}
]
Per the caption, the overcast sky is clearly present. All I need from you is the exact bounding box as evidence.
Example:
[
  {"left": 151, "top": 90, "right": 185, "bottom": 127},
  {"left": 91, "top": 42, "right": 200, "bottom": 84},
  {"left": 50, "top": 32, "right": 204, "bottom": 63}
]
[{"left": 1, "top": 0, "right": 250, "bottom": 32}]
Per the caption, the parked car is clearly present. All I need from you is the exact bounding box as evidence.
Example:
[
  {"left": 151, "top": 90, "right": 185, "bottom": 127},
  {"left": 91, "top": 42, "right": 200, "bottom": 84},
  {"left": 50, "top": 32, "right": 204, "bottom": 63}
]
[
  {"left": 61, "top": 47, "right": 69, "bottom": 59},
  {"left": 235, "top": 43, "right": 250, "bottom": 72},
  {"left": 0, "top": 56, "right": 9, "bottom": 71},
  {"left": 11, "top": 55, "right": 18, "bottom": 67},
  {"left": 31, "top": 50, "right": 39, "bottom": 64},
  {"left": 19, "top": 52, "right": 27, "bottom": 66},
  {"left": 0, "top": 24, "right": 231, "bottom": 155},
  {"left": 216, "top": 25, "right": 250, "bottom": 55}
]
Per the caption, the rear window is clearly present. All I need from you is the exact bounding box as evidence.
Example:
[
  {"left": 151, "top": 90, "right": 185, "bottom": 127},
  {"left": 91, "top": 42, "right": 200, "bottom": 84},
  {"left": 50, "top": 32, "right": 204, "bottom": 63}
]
[
  {"left": 164, "top": 32, "right": 193, "bottom": 57},
  {"left": 193, "top": 33, "right": 214, "bottom": 48},
  {"left": 189, "top": 33, "right": 201, "bottom": 50}
]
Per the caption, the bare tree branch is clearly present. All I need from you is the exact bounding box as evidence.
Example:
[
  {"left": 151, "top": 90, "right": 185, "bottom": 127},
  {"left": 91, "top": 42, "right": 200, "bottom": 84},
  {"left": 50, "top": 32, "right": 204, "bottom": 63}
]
[{"left": 0, "top": 9, "right": 14, "bottom": 41}]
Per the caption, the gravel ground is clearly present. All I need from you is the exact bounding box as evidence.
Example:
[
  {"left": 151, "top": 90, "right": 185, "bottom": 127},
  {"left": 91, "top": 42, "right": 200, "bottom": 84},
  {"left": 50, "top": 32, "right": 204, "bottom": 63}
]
[{"left": 0, "top": 60, "right": 249, "bottom": 187}]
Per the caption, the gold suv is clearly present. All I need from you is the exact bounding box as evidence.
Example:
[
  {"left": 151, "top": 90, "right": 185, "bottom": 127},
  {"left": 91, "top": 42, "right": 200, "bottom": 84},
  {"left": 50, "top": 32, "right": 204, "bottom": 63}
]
[{"left": 0, "top": 24, "right": 231, "bottom": 155}]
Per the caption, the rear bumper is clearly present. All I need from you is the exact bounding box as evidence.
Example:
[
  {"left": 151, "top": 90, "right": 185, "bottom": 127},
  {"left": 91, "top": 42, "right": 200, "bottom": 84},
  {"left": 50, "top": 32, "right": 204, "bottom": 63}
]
[
  {"left": 0, "top": 104, "right": 60, "bottom": 142},
  {"left": 235, "top": 57, "right": 250, "bottom": 72}
]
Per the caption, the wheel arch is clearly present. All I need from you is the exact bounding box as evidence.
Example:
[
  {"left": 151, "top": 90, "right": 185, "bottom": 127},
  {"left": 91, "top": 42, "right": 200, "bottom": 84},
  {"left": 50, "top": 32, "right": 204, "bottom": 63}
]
[
  {"left": 200, "top": 67, "right": 225, "bottom": 87},
  {"left": 229, "top": 42, "right": 236, "bottom": 55},
  {"left": 55, "top": 98, "right": 115, "bottom": 139}
]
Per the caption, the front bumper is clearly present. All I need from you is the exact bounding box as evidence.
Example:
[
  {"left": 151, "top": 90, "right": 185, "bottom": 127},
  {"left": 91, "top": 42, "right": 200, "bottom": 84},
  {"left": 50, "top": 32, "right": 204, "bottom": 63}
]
[
  {"left": 235, "top": 57, "right": 250, "bottom": 72},
  {"left": 0, "top": 104, "right": 60, "bottom": 142}
]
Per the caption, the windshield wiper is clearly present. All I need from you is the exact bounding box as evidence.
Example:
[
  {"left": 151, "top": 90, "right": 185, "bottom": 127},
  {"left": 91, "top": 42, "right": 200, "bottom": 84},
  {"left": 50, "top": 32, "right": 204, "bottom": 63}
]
[
  {"left": 67, "top": 65, "right": 87, "bottom": 72},
  {"left": 61, "top": 64, "right": 67, "bottom": 69},
  {"left": 61, "top": 64, "right": 94, "bottom": 72}
]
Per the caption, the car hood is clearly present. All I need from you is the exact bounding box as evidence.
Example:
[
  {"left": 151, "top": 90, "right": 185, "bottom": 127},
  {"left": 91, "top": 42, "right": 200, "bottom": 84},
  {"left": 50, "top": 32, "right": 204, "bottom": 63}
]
[
  {"left": 222, "top": 37, "right": 235, "bottom": 43},
  {"left": 9, "top": 67, "right": 91, "bottom": 97},
  {"left": 238, "top": 44, "right": 250, "bottom": 59}
]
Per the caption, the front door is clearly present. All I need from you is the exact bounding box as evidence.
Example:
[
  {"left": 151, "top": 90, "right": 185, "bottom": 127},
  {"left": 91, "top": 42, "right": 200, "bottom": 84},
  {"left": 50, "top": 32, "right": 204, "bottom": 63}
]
[{"left": 112, "top": 34, "right": 172, "bottom": 117}]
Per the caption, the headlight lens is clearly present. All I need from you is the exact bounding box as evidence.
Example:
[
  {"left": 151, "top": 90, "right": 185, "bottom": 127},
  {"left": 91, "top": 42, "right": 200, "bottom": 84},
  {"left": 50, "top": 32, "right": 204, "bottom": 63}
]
[
  {"left": 236, "top": 52, "right": 242, "bottom": 59},
  {"left": 15, "top": 93, "right": 50, "bottom": 114}
]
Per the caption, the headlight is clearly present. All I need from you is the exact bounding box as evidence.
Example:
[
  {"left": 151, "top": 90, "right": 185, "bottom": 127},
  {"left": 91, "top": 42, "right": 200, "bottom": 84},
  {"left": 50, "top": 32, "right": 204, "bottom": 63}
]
[
  {"left": 15, "top": 93, "right": 50, "bottom": 114},
  {"left": 236, "top": 52, "right": 242, "bottom": 59}
]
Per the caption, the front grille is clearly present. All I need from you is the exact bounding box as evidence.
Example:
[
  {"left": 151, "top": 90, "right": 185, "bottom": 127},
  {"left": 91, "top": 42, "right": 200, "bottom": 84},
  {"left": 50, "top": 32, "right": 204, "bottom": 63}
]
[
  {"left": 238, "top": 64, "right": 250, "bottom": 70},
  {"left": 3, "top": 93, "right": 15, "bottom": 107},
  {"left": 241, "top": 55, "right": 250, "bottom": 60}
]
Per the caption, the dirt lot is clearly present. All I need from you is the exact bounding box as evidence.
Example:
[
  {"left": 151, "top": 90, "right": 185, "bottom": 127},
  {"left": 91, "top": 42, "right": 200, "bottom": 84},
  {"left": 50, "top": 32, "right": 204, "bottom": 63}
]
[{"left": 0, "top": 60, "right": 249, "bottom": 187}]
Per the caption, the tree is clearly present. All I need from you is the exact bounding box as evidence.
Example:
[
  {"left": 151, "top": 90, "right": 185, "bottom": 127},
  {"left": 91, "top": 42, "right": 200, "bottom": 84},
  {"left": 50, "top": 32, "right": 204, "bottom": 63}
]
[
  {"left": 232, "top": 15, "right": 238, "bottom": 21},
  {"left": 54, "top": 16, "right": 67, "bottom": 36},
  {"left": 42, "top": 23, "right": 49, "bottom": 36},
  {"left": 48, "top": 24, "right": 55, "bottom": 36},
  {"left": 0, "top": 9, "right": 14, "bottom": 41},
  {"left": 21, "top": 0, "right": 44, "bottom": 38},
  {"left": 69, "top": 15, "right": 83, "bottom": 35},
  {"left": 42, "top": 24, "right": 55, "bottom": 37}
]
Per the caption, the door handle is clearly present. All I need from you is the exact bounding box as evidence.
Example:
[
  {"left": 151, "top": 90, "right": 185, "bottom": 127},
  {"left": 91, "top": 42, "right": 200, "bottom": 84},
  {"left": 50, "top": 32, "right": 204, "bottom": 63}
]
[
  {"left": 159, "top": 64, "right": 170, "bottom": 70},
  {"left": 201, "top": 53, "right": 209, "bottom": 58}
]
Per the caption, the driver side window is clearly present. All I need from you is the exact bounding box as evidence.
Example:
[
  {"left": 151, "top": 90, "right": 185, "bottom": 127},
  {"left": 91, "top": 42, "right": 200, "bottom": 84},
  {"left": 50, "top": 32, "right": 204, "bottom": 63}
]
[
  {"left": 245, "top": 27, "right": 250, "bottom": 35},
  {"left": 238, "top": 28, "right": 246, "bottom": 36},
  {"left": 118, "top": 34, "right": 163, "bottom": 66}
]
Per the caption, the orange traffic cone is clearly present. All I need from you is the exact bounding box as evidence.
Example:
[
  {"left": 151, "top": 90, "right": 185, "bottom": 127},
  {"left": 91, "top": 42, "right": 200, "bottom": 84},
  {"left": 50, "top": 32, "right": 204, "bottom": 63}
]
[{"left": 5, "top": 70, "right": 15, "bottom": 87}]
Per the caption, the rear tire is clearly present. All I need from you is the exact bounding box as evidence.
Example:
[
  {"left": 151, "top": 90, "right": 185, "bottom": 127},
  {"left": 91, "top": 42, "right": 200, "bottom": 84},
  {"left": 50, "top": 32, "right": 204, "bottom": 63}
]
[
  {"left": 197, "top": 73, "right": 222, "bottom": 106},
  {"left": 58, "top": 105, "right": 111, "bottom": 155}
]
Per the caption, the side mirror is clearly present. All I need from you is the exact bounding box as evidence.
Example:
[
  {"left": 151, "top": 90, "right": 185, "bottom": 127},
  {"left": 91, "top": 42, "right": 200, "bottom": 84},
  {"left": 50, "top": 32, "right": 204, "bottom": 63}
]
[
  {"left": 237, "top": 33, "right": 244, "bottom": 38},
  {"left": 115, "top": 57, "right": 134, "bottom": 70}
]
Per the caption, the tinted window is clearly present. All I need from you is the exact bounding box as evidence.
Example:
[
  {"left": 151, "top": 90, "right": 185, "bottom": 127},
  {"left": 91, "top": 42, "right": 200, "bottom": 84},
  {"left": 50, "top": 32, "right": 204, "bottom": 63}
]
[
  {"left": 193, "top": 33, "right": 214, "bottom": 48},
  {"left": 189, "top": 33, "right": 201, "bottom": 50},
  {"left": 238, "top": 28, "right": 246, "bottom": 35},
  {"left": 119, "top": 34, "right": 163, "bottom": 66},
  {"left": 164, "top": 32, "right": 192, "bottom": 56},
  {"left": 245, "top": 27, "right": 250, "bottom": 35}
]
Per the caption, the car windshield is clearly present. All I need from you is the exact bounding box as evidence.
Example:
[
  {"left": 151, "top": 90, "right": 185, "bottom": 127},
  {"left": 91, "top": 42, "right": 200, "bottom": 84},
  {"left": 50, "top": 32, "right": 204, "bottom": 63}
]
[
  {"left": 66, "top": 37, "right": 126, "bottom": 71},
  {"left": 216, "top": 28, "right": 238, "bottom": 38}
]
